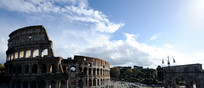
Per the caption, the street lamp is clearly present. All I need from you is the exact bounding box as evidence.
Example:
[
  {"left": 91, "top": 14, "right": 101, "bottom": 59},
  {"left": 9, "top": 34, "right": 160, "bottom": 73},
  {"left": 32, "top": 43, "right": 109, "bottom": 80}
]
[
  {"left": 162, "top": 56, "right": 175, "bottom": 66},
  {"left": 162, "top": 56, "right": 175, "bottom": 88}
]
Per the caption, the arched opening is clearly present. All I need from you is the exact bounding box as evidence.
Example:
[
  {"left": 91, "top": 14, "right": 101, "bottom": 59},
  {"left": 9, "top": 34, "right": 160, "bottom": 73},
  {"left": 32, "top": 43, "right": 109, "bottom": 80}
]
[
  {"left": 85, "top": 79, "right": 87, "bottom": 87},
  {"left": 93, "top": 68, "right": 96, "bottom": 76},
  {"left": 70, "top": 66, "right": 76, "bottom": 78},
  {"left": 50, "top": 80, "right": 56, "bottom": 88},
  {"left": 79, "top": 66, "right": 82, "bottom": 72},
  {"left": 89, "top": 79, "right": 92, "bottom": 87},
  {"left": 100, "top": 69, "right": 102, "bottom": 75},
  {"left": 39, "top": 80, "right": 46, "bottom": 88},
  {"left": 63, "top": 66, "right": 67, "bottom": 73},
  {"left": 41, "top": 64, "right": 46, "bottom": 73},
  {"left": 97, "top": 79, "right": 99, "bottom": 86},
  {"left": 43, "top": 49, "right": 48, "bottom": 57},
  {"left": 78, "top": 80, "right": 83, "bottom": 87},
  {"left": 33, "top": 49, "right": 39, "bottom": 57},
  {"left": 88, "top": 63, "right": 91, "bottom": 67},
  {"left": 26, "top": 50, "right": 31, "bottom": 58},
  {"left": 101, "top": 79, "right": 103, "bottom": 85},
  {"left": 11, "top": 54, "right": 13, "bottom": 60},
  {"left": 12, "top": 65, "right": 16, "bottom": 74},
  {"left": 23, "top": 81, "right": 28, "bottom": 88},
  {"left": 61, "top": 80, "right": 66, "bottom": 88},
  {"left": 190, "top": 81, "right": 196, "bottom": 88},
  {"left": 70, "top": 66, "right": 76, "bottom": 72},
  {"left": 25, "top": 64, "right": 29, "bottom": 73},
  {"left": 17, "top": 65, "right": 22, "bottom": 73},
  {"left": 89, "top": 68, "right": 91, "bottom": 75},
  {"left": 50, "top": 65, "right": 56, "bottom": 73},
  {"left": 97, "top": 68, "right": 99, "bottom": 76},
  {"left": 93, "top": 79, "right": 96, "bottom": 86},
  {"left": 32, "top": 64, "right": 37, "bottom": 73},
  {"left": 31, "top": 81, "right": 36, "bottom": 88},
  {"left": 9, "top": 64, "right": 13, "bottom": 74},
  {"left": 15, "top": 80, "right": 21, "bottom": 88},
  {"left": 71, "top": 81, "right": 76, "bottom": 88},
  {"left": 20, "top": 51, "right": 24, "bottom": 58},
  {"left": 15, "top": 52, "right": 18, "bottom": 59},
  {"left": 175, "top": 76, "right": 186, "bottom": 88},
  {"left": 84, "top": 67, "right": 87, "bottom": 75}
]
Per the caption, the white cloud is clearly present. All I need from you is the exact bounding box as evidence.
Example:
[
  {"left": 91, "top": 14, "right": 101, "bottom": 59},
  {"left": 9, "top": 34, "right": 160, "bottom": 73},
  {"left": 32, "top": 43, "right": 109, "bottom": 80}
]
[
  {"left": 0, "top": 0, "right": 124, "bottom": 33},
  {"left": 163, "top": 44, "right": 173, "bottom": 48},
  {"left": 76, "top": 33, "right": 191, "bottom": 68},
  {"left": 150, "top": 33, "right": 162, "bottom": 40}
]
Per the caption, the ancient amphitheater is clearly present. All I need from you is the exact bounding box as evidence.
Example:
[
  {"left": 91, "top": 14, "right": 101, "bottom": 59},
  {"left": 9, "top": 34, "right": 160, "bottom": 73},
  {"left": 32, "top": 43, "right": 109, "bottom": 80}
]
[{"left": 3, "top": 25, "right": 110, "bottom": 88}]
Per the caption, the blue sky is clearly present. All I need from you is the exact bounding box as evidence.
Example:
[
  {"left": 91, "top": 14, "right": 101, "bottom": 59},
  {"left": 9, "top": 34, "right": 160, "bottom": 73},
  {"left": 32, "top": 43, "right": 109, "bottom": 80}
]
[{"left": 0, "top": 0, "right": 204, "bottom": 68}]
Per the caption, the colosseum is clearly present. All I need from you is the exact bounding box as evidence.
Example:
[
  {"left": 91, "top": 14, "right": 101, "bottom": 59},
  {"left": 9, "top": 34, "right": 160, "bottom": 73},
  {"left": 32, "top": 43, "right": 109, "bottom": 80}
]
[{"left": 3, "top": 25, "right": 110, "bottom": 88}]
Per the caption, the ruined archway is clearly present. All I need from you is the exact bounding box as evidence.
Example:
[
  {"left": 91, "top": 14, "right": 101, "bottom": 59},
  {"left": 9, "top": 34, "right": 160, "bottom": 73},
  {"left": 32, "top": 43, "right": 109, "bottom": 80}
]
[{"left": 163, "top": 64, "right": 204, "bottom": 88}]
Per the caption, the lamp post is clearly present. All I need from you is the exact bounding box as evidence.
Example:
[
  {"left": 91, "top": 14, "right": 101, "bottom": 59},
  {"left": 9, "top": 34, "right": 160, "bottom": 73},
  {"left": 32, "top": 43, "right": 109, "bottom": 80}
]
[
  {"left": 162, "top": 56, "right": 176, "bottom": 66},
  {"left": 162, "top": 56, "right": 176, "bottom": 88}
]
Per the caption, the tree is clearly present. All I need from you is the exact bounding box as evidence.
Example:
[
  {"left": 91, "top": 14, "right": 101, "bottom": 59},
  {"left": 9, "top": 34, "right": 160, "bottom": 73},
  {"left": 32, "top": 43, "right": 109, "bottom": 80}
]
[
  {"left": 110, "top": 67, "right": 120, "bottom": 78},
  {"left": 0, "top": 63, "right": 4, "bottom": 69}
]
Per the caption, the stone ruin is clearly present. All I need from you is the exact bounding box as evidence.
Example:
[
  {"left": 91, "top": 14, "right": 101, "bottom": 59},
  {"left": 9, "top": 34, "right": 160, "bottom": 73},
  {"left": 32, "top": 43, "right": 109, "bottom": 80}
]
[
  {"left": 162, "top": 64, "right": 204, "bottom": 88},
  {"left": 3, "top": 25, "right": 110, "bottom": 88}
]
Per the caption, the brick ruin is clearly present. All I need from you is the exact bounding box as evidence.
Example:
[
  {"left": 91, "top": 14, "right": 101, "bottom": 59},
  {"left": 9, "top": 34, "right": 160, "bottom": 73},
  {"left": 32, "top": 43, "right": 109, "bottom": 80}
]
[{"left": 4, "top": 25, "right": 110, "bottom": 88}]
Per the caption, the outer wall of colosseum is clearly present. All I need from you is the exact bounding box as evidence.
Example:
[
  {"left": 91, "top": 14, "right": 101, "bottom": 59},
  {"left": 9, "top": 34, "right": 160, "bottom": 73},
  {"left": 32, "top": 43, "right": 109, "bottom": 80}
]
[{"left": 4, "top": 25, "right": 110, "bottom": 88}]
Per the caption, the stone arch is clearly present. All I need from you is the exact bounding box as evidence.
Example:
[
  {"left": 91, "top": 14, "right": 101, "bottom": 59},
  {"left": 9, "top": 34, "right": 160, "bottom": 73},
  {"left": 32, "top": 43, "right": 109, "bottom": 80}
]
[
  {"left": 63, "top": 66, "right": 67, "bottom": 73},
  {"left": 42, "top": 49, "right": 48, "bottom": 57},
  {"left": 70, "top": 66, "right": 76, "bottom": 72},
  {"left": 15, "top": 52, "right": 18, "bottom": 59},
  {"left": 23, "top": 81, "right": 28, "bottom": 88},
  {"left": 93, "top": 79, "right": 96, "bottom": 86},
  {"left": 79, "top": 66, "right": 82, "bottom": 72},
  {"left": 26, "top": 50, "right": 31, "bottom": 58},
  {"left": 97, "top": 68, "right": 99, "bottom": 76},
  {"left": 97, "top": 79, "right": 99, "bottom": 86},
  {"left": 39, "top": 80, "right": 46, "bottom": 88},
  {"left": 31, "top": 80, "right": 37, "bottom": 88},
  {"left": 93, "top": 68, "right": 96, "bottom": 76},
  {"left": 71, "top": 81, "right": 76, "bottom": 88},
  {"left": 61, "top": 80, "right": 66, "bottom": 88},
  {"left": 32, "top": 64, "right": 37, "bottom": 73},
  {"left": 33, "top": 49, "right": 39, "bottom": 57},
  {"left": 50, "top": 80, "right": 56, "bottom": 88},
  {"left": 89, "top": 68, "right": 91, "bottom": 75},
  {"left": 83, "top": 67, "right": 87, "bottom": 75},
  {"left": 88, "top": 63, "right": 92, "bottom": 67},
  {"left": 25, "top": 64, "right": 29, "bottom": 73},
  {"left": 50, "top": 64, "right": 56, "bottom": 73},
  {"left": 10, "top": 54, "right": 13, "bottom": 60},
  {"left": 100, "top": 69, "right": 102, "bottom": 75},
  {"left": 175, "top": 76, "right": 186, "bottom": 87},
  {"left": 89, "top": 79, "right": 92, "bottom": 87},
  {"left": 41, "top": 64, "right": 46, "bottom": 73},
  {"left": 78, "top": 80, "right": 83, "bottom": 87},
  {"left": 101, "top": 79, "right": 103, "bottom": 85},
  {"left": 19, "top": 51, "right": 24, "bottom": 58},
  {"left": 17, "top": 64, "right": 22, "bottom": 73},
  {"left": 12, "top": 64, "right": 16, "bottom": 74}
]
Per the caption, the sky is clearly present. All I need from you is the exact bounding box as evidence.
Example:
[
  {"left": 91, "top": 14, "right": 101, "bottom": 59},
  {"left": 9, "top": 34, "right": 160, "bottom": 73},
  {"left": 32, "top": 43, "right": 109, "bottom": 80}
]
[{"left": 0, "top": 0, "right": 204, "bottom": 68}]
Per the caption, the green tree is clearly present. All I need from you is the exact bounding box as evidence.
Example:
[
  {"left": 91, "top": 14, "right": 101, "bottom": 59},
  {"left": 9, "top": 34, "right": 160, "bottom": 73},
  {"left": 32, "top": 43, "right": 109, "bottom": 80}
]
[
  {"left": 0, "top": 63, "right": 4, "bottom": 69},
  {"left": 110, "top": 67, "right": 120, "bottom": 78}
]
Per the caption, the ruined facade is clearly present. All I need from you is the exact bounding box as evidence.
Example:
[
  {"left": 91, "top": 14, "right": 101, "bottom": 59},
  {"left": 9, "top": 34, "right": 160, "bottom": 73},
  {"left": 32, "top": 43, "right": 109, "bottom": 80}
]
[
  {"left": 4, "top": 25, "right": 110, "bottom": 88},
  {"left": 162, "top": 64, "right": 204, "bottom": 88}
]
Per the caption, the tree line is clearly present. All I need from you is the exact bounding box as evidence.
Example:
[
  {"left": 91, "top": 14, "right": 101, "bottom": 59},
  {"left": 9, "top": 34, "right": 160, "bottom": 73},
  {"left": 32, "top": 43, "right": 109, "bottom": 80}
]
[{"left": 110, "top": 65, "right": 163, "bottom": 85}]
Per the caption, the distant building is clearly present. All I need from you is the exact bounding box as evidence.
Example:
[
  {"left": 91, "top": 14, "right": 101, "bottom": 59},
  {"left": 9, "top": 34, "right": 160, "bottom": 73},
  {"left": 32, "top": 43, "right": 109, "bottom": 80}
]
[{"left": 2, "top": 25, "right": 110, "bottom": 88}]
